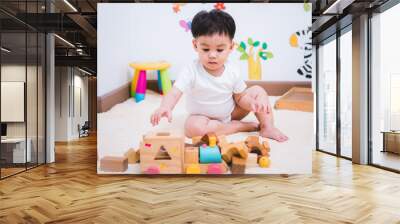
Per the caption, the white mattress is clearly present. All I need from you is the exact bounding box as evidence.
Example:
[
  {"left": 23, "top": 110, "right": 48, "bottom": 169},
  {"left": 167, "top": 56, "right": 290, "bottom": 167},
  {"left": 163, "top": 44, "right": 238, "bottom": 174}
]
[{"left": 97, "top": 90, "right": 314, "bottom": 174}]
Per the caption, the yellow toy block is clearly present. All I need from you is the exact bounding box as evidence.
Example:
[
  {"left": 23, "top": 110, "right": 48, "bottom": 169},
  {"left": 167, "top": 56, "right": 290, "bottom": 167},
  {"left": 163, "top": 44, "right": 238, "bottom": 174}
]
[{"left": 186, "top": 164, "right": 201, "bottom": 174}]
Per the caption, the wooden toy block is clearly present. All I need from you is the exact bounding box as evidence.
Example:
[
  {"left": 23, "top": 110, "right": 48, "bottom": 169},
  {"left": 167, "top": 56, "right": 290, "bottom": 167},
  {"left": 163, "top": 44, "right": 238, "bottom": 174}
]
[
  {"left": 201, "top": 133, "right": 218, "bottom": 146},
  {"left": 245, "top": 136, "right": 269, "bottom": 156},
  {"left": 245, "top": 135, "right": 259, "bottom": 144},
  {"left": 274, "top": 87, "right": 313, "bottom": 112},
  {"left": 246, "top": 153, "right": 259, "bottom": 167},
  {"left": 199, "top": 144, "right": 222, "bottom": 163},
  {"left": 186, "top": 164, "right": 201, "bottom": 174},
  {"left": 221, "top": 142, "right": 248, "bottom": 164},
  {"left": 207, "top": 164, "right": 222, "bottom": 174},
  {"left": 124, "top": 148, "right": 140, "bottom": 164},
  {"left": 185, "top": 147, "right": 199, "bottom": 164},
  {"left": 262, "top": 140, "right": 271, "bottom": 152},
  {"left": 259, "top": 156, "right": 270, "bottom": 168},
  {"left": 140, "top": 132, "right": 185, "bottom": 174},
  {"left": 100, "top": 156, "right": 128, "bottom": 172},
  {"left": 184, "top": 163, "right": 227, "bottom": 174},
  {"left": 231, "top": 156, "right": 246, "bottom": 174}
]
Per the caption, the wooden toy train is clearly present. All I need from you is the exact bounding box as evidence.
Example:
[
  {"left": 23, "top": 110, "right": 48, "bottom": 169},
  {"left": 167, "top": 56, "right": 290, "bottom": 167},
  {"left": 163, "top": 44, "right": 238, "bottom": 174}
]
[{"left": 100, "top": 132, "right": 271, "bottom": 174}]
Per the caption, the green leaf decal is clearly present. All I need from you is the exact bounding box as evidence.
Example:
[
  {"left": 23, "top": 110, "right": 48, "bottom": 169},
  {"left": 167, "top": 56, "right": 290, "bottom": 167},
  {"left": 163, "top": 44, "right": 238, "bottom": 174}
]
[
  {"left": 262, "top": 42, "right": 267, "bottom": 50},
  {"left": 237, "top": 46, "right": 245, "bottom": 53},
  {"left": 247, "top": 38, "right": 253, "bottom": 45},
  {"left": 240, "top": 53, "right": 249, "bottom": 60},
  {"left": 240, "top": 42, "right": 246, "bottom": 51}
]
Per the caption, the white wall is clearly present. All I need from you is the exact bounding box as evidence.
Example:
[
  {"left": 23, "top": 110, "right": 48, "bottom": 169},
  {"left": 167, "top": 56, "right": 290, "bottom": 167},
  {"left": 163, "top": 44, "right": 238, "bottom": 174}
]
[
  {"left": 98, "top": 3, "right": 312, "bottom": 96},
  {"left": 55, "top": 67, "right": 89, "bottom": 141}
]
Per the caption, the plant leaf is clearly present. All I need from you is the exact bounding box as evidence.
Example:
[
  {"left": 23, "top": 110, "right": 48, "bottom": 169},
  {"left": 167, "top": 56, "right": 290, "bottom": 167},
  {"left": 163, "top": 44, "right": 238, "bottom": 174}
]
[
  {"left": 266, "top": 52, "right": 273, "bottom": 59},
  {"left": 304, "top": 3, "right": 311, "bottom": 12},
  {"left": 253, "top": 41, "right": 260, "bottom": 47},
  {"left": 237, "top": 46, "right": 245, "bottom": 53},
  {"left": 240, "top": 53, "right": 249, "bottom": 60},
  {"left": 247, "top": 38, "right": 253, "bottom": 45},
  {"left": 261, "top": 55, "right": 267, "bottom": 60},
  {"left": 262, "top": 42, "right": 267, "bottom": 50},
  {"left": 240, "top": 42, "right": 246, "bottom": 51}
]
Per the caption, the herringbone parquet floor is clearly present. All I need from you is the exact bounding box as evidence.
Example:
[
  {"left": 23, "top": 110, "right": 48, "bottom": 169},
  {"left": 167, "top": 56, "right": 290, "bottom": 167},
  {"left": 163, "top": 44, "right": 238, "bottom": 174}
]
[{"left": 1, "top": 134, "right": 400, "bottom": 224}]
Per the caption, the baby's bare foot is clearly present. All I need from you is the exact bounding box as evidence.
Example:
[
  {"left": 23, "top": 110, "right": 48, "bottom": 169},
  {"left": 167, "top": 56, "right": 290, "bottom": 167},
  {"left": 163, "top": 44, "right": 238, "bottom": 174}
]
[
  {"left": 260, "top": 126, "right": 288, "bottom": 142},
  {"left": 231, "top": 120, "right": 259, "bottom": 132}
]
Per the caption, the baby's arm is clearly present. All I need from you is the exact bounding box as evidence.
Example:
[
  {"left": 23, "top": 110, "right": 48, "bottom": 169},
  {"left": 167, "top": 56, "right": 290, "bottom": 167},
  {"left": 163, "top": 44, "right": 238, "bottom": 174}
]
[{"left": 150, "top": 87, "right": 183, "bottom": 126}]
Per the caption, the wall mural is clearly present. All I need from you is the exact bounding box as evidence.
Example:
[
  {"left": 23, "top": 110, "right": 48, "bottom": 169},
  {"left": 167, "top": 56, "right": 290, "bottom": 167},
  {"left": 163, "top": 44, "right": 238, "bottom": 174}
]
[
  {"left": 237, "top": 38, "right": 273, "bottom": 80},
  {"left": 172, "top": 3, "right": 187, "bottom": 13},
  {"left": 289, "top": 26, "right": 312, "bottom": 79}
]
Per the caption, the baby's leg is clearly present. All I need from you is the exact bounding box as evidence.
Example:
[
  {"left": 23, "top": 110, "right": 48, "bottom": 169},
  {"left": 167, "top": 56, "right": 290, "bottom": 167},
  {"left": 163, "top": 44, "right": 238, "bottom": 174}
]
[
  {"left": 184, "top": 115, "right": 258, "bottom": 138},
  {"left": 235, "top": 86, "right": 288, "bottom": 142}
]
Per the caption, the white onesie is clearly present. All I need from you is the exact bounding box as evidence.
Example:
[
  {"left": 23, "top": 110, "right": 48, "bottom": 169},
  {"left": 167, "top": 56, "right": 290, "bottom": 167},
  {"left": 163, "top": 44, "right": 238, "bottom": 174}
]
[{"left": 174, "top": 60, "right": 247, "bottom": 123}]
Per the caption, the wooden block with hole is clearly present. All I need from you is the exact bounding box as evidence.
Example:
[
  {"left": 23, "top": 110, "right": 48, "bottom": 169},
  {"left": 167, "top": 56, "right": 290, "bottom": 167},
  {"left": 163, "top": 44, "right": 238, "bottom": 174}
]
[
  {"left": 184, "top": 147, "right": 199, "bottom": 164},
  {"left": 124, "top": 148, "right": 140, "bottom": 164},
  {"left": 231, "top": 156, "right": 246, "bottom": 174},
  {"left": 140, "top": 132, "right": 185, "bottom": 174},
  {"left": 100, "top": 156, "right": 128, "bottom": 172},
  {"left": 221, "top": 142, "right": 248, "bottom": 164},
  {"left": 274, "top": 87, "right": 314, "bottom": 112}
]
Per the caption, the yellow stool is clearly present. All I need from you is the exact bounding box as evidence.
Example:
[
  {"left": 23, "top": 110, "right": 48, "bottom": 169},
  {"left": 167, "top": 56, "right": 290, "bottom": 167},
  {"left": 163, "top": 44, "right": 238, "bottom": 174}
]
[{"left": 129, "top": 61, "right": 172, "bottom": 102}]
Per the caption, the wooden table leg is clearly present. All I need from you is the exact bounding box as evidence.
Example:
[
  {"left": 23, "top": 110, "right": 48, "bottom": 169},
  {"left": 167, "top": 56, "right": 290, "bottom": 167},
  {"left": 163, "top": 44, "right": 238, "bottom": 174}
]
[
  {"left": 135, "top": 70, "right": 147, "bottom": 102},
  {"left": 131, "top": 69, "right": 139, "bottom": 97},
  {"left": 160, "top": 69, "right": 172, "bottom": 95}
]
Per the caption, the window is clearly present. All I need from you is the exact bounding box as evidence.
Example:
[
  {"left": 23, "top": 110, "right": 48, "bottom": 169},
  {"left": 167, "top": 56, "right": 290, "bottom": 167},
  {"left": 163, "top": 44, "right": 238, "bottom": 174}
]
[
  {"left": 318, "top": 37, "right": 337, "bottom": 154},
  {"left": 370, "top": 2, "right": 400, "bottom": 171}
]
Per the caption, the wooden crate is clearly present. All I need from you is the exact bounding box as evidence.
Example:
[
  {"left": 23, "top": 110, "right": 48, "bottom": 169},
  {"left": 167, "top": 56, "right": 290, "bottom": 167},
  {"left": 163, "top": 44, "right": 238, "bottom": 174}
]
[{"left": 274, "top": 87, "right": 313, "bottom": 112}]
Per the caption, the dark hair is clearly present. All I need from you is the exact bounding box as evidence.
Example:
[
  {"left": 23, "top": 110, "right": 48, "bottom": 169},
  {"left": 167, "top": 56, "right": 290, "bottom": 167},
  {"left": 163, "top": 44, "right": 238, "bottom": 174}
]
[{"left": 191, "top": 9, "right": 236, "bottom": 40}]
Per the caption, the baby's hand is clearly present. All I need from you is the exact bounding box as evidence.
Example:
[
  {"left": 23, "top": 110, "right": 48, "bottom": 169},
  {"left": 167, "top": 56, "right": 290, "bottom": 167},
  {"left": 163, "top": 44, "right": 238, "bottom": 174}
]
[
  {"left": 150, "top": 107, "right": 172, "bottom": 126},
  {"left": 250, "top": 96, "right": 271, "bottom": 114}
]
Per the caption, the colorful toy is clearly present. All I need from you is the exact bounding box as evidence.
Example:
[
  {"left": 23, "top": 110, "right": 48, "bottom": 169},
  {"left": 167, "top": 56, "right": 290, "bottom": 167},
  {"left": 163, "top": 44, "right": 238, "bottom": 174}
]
[
  {"left": 100, "top": 156, "right": 128, "bottom": 172},
  {"left": 245, "top": 136, "right": 269, "bottom": 156},
  {"left": 221, "top": 142, "right": 248, "bottom": 164},
  {"left": 201, "top": 133, "right": 218, "bottom": 146},
  {"left": 186, "top": 164, "right": 201, "bottom": 174},
  {"left": 129, "top": 61, "right": 172, "bottom": 102},
  {"left": 199, "top": 144, "right": 222, "bottom": 164},
  {"left": 231, "top": 156, "right": 246, "bottom": 174},
  {"left": 124, "top": 148, "right": 140, "bottom": 164},
  {"left": 207, "top": 164, "right": 223, "bottom": 174},
  {"left": 139, "top": 132, "right": 184, "bottom": 174},
  {"left": 259, "top": 156, "right": 270, "bottom": 168}
]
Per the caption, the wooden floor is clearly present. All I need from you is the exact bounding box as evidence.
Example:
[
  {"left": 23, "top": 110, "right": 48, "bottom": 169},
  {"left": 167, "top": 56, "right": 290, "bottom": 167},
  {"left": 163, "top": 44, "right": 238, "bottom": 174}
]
[{"left": 1, "top": 135, "right": 400, "bottom": 223}]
